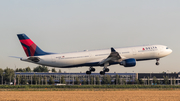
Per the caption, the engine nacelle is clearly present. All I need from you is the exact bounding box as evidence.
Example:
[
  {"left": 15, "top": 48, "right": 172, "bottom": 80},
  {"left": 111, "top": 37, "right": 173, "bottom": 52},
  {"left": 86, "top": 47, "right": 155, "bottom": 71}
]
[{"left": 119, "top": 58, "right": 136, "bottom": 67}]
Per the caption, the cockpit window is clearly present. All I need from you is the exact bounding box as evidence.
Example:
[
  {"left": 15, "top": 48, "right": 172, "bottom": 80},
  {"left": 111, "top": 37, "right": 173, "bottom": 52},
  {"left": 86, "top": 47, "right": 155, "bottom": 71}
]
[{"left": 166, "top": 47, "right": 169, "bottom": 49}]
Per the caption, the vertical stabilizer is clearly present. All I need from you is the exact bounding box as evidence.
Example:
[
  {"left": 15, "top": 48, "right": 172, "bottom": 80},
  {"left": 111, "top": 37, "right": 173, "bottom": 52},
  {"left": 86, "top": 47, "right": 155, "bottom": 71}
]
[{"left": 17, "top": 34, "right": 51, "bottom": 57}]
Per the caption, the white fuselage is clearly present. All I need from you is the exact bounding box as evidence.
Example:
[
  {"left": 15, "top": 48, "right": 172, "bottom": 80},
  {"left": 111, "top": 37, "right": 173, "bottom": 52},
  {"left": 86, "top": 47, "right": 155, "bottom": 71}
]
[{"left": 22, "top": 45, "right": 172, "bottom": 68}]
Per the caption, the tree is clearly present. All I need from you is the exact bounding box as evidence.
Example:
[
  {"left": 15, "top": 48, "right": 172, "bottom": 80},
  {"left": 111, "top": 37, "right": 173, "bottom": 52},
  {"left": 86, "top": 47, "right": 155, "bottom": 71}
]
[
  {"left": 21, "top": 75, "right": 27, "bottom": 85},
  {"left": 15, "top": 68, "right": 19, "bottom": 72},
  {"left": 25, "top": 67, "right": 31, "bottom": 72},
  {"left": 22, "top": 69, "right": 26, "bottom": 72},
  {"left": 58, "top": 69, "right": 61, "bottom": 73},
  {"left": 16, "top": 75, "right": 21, "bottom": 85},
  {"left": 173, "top": 77, "right": 176, "bottom": 85},
  {"left": 44, "top": 76, "right": 47, "bottom": 85},
  {"left": 157, "top": 80, "right": 161, "bottom": 84},
  {"left": 32, "top": 74, "right": 38, "bottom": 85},
  {"left": 153, "top": 76, "right": 157, "bottom": 84},
  {"left": 52, "top": 68, "right": 57, "bottom": 73},
  {"left": 75, "top": 77, "right": 80, "bottom": 85},
  {"left": 101, "top": 75, "right": 107, "bottom": 84},
  {"left": 102, "top": 75, "right": 111, "bottom": 84},
  {"left": 122, "top": 78, "right": 126, "bottom": 85},
  {"left": 163, "top": 76, "right": 169, "bottom": 85},
  {"left": 147, "top": 76, "right": 150, "bottom": 85},
  {"left": 37, "top": 76, "right": 42, "bottom": 85},
  {"left": 49, "top": 76, "right": 54, "bottom": 84},
  {"left": 33, "top": 66, "right": 49, "bottom": 72},
  {"left": 0, "top": 68, "right": 3, "bottom": 84},
  {"left": 4, "top": 67, "right": 15, "bottom": 84},
  {"left": 61, "top": 76, "right": 66, "bottom": 84},
  {"left": 96, "top": 76, "right": 100, "bottom": 85},
  {"left": 18, "top": 68, "right": 23, "bottom": 72},
  {"left": 106, "top": 75, "right": 111, "bottom": 84},
  {"left": 82, "top": 78, "right": 87, "bottom": 85},
  {"left": 114, "top": 74, "right": 119, "bottom": 85},
  {"left": 135, "top": 79, "right": 139, "bottom": 84},
  {"left": 139, "top": 78, "right": 144, "bottom": 84},
  {"left": 90, "top": 76, "right": 94, "bottom": 85}
]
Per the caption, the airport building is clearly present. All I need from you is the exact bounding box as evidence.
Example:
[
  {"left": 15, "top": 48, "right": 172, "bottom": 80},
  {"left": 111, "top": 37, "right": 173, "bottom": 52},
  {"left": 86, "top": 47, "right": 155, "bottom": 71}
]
[
  {"left": 138, "top": 73, "right": 180, "bottom": 85},
  {"left": 12, "top": 72, "right": 180, "bottom": 85},
  {"left": 15, "top": 72, "right": 137, "bottom": 85}
]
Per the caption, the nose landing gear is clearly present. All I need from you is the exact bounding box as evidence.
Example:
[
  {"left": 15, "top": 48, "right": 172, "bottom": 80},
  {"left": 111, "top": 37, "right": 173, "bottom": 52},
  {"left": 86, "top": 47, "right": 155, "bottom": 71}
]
[{"left": 156, "top": 58, "right": 160, "bottom": 65}]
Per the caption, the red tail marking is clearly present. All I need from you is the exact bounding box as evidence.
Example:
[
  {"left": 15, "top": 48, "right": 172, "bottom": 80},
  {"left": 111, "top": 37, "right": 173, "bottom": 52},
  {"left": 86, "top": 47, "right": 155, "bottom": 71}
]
[
  {"left": 20, "top": 39, "right": 34, "bottom": 46},
  {"left": 30, "top": 43, "right": 37, "bottom": 56},
  {"left": 25, "top": 49, "right": 29, "bottom": 57}
]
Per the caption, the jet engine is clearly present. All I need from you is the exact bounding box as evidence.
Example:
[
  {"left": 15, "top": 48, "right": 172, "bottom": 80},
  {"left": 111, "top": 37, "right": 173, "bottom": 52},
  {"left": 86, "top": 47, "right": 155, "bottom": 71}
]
[{"left": 119, "top": 58, "right": 136, "bottom": 67}]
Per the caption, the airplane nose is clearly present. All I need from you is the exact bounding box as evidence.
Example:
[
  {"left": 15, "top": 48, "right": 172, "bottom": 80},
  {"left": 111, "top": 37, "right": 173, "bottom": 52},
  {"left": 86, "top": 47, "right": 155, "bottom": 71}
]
[{"left": 168, "top": 49, "right": 172, "bottom": 54}]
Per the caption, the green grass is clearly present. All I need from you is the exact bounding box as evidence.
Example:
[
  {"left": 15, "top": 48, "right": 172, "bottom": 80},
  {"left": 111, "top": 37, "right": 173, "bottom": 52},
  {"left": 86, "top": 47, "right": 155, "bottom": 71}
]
[
  {"left": 0, "top": 85, "right": 180, "bottom": 91},
  {"left": 0, "top": 85, "right": 180, "bottom": 89}
]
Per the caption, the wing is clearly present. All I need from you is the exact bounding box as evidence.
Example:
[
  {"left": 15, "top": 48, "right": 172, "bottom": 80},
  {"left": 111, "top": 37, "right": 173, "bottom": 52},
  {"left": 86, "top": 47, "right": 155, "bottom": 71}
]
[{"left": 99, "top": 47, "right": 123, "bottom": 65}]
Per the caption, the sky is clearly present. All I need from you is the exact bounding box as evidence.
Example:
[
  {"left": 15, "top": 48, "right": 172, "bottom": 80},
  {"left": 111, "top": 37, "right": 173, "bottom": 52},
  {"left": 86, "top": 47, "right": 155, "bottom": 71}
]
[{"left": 0, "top": 0, "right": 180, "bottom": 73}]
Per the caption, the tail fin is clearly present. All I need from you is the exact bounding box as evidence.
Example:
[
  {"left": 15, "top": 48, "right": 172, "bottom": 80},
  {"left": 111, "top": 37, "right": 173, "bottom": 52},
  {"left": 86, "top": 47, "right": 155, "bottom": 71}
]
[{"left": 17, "top": 34, "right": 51, "bottom": 57}]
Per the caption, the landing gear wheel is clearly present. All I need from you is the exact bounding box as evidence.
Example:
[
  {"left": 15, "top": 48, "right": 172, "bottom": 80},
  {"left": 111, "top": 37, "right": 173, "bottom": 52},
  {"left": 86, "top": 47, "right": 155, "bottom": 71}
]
[
  {"left": 156, "top": 58, "right": 160, "bottom": 66},
  {"left": 104, "top": 68, "right": 109, "bottom": 72},
  {"left": 86, "top": 71, "right": 91, "bottom": 74},
  {"left": 156, "top": 62, "right": 159, "bottom": 65},
  {"left": 90, "top": 68, "right": 95, "bottom": 72},
  {"left": 100, "top": 71, "right": 105, "bottom": 75}
]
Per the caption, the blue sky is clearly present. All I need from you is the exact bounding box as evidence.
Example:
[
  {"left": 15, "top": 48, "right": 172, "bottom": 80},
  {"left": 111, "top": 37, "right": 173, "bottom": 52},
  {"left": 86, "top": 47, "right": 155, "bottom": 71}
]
[{"left": 0, "top": 0, "right": 180, "bottom": 73}]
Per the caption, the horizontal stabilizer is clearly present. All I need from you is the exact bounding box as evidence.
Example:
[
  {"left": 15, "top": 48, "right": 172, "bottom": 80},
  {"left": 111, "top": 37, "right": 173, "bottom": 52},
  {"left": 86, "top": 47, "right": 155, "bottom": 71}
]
[{"left": 9, "top": 56, "right": 22, "bottom": 59}]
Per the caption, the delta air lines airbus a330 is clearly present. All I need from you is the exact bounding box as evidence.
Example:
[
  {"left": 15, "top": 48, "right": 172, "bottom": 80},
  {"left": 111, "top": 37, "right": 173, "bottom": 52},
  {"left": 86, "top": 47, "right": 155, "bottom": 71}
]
[{"left": 17, "top": 34, "right": 172, "bottom": 75}]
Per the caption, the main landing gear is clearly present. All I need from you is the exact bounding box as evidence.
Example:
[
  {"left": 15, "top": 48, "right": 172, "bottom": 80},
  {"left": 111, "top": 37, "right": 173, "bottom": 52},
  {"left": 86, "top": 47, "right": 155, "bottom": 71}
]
[
  {"left": 86, "top": 66, "right": 95, "bottom": 75},
  {"left": 86, "top": 63, "right": 110, "bottom": 75},
  {"left": 156, "top": 58, "right": 160, "bottom": 65},
  {"left": 100, "top": 63, "right": 109, "bottom": 75}
]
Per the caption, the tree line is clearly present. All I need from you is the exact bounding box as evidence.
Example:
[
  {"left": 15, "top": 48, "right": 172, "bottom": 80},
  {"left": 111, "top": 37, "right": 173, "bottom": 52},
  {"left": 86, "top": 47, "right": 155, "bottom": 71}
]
[
  {"left": 0, "top": 66, "right": 61, "bottom": 85},
  {"left": 15, "top": 66, "right": 61, "bottom": 73},
  {"left": 0, "top": 66, "right": 177, "bottom": 85}
]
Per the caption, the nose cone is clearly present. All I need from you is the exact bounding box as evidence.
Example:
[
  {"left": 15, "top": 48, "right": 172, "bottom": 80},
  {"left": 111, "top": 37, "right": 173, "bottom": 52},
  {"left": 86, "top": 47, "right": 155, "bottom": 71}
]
[{"left": 166, "top": 49, "right": 172, "bottom": 55}]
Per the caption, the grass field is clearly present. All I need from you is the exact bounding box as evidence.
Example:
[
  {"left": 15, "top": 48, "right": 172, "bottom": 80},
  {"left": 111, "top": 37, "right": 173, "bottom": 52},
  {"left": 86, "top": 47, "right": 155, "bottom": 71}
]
[{"left": 0, "top": 90, "right": 180, "bottom": 101}]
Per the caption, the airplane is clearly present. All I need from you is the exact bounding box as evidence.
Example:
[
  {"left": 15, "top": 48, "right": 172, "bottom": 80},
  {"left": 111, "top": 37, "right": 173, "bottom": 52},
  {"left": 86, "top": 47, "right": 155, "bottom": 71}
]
[{"left": 16, "top": 34, "right": 172, "bottom": 75}]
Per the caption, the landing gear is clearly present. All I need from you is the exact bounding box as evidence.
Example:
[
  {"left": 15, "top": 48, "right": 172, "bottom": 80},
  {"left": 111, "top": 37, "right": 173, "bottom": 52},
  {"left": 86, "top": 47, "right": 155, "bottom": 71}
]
[
  {"left": 156, "top": 62, "right": 159, "bottom": 65},
  {"left": 104, "top": 68, "right": 109, "bottom": 72},
  {"left": 100, "top": 63, "right": 110, "bottom": 75},
  {"left": 100, "top": 71, "right": 105, "bottom": 75},
  {"left": 86, "top": 66, "right": 95, "bottom": 75},
  {"left": 156, "top": 58, "right": 160, "bottom": 66},
  {"left": 86, "top": 71, "right": 91, "bottom": 74}
]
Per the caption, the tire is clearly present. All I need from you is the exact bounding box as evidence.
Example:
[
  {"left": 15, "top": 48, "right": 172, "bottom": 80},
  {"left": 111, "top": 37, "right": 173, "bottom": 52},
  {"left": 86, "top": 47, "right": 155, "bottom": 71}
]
[
  {"left": 100, "top": 71, "right": 105, "bottom": 75},
  {"left": 156, "top": 62, "right": 159, "bottom": 65},
  {"left": 104, "top": 68, "right": 109, "bottom": 72},
  {"left": 86, "top": 71, "right": 91, "bottom": 74},
  {"left": 90, "top": 68, "right": 95, "bottom": 72}
]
